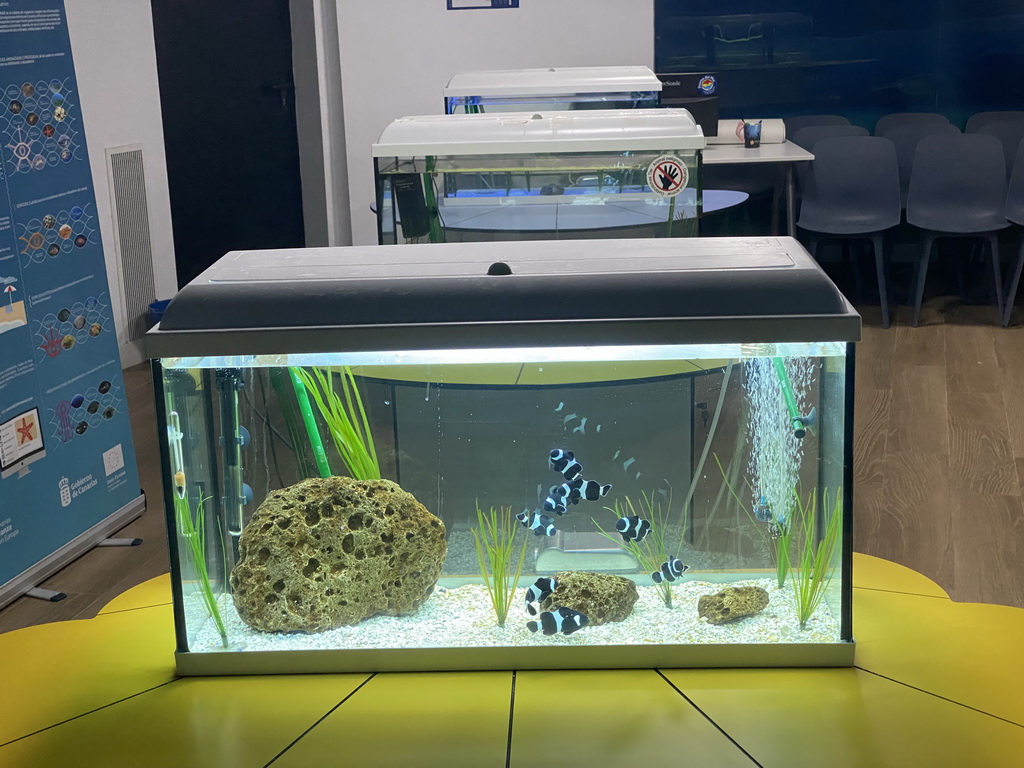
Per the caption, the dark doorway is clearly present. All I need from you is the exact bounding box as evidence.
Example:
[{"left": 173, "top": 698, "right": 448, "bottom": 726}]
[{"left": 150, "top": 0, "right": 306, "bottom": 288}]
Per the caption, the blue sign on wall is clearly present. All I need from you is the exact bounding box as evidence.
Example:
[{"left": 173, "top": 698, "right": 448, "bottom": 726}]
[{"left": 0, "top": 1, "right": 141, "bottom": 588}]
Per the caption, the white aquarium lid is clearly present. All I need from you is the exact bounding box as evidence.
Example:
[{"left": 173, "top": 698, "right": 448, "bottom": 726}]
[
  {"left": 444, "top": 66, "right": 662, "bottom": 99},
  {"left": 372, "top": 109, "right": 704, "bottom": 157},
  {"left": 146, "top": 237, "right": 860, "bottom": 358}
]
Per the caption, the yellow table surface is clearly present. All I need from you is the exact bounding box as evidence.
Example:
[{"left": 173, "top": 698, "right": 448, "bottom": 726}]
[{"left": 2, "top": 553, "right": 1022, "bottom": 767}]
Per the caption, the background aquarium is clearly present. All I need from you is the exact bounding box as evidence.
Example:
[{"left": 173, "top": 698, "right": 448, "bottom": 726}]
[
  {"left": 147, "top": 237, "right": 858, "bottom": 675},
  {"left": 444, "top": 65, "right": 662, "bottom": 114},
  {"left": 372, "top": 110, "right": 705, "bottom": 245}
]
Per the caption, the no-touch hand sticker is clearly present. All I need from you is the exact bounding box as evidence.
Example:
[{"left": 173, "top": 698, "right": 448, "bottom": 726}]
[{"left": 646, "top": 155, "right": 688, "bottom": 197}]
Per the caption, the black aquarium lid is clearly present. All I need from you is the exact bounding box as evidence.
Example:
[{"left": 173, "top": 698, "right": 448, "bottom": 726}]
[{"left": 147, "top": 237, "right": 860, "bottom": 357}]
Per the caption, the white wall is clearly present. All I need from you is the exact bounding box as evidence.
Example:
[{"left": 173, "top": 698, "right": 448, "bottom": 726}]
[
  {"left": 65, "top": 0, "right": 176, "bottom": 367},
  {"left": 333, "top": 0, "right": 655, "bottom": 245}
]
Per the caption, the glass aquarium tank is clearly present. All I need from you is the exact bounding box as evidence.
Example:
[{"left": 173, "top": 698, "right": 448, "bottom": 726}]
[
  {"left": 444, "top": 65, "right": 662, "bottom": 114},
  {"left": 372, "top": 109, "right": 705, "bottom": 245},
  {"left": 147, "top": 236, "right": 858, "bottom": 675}
]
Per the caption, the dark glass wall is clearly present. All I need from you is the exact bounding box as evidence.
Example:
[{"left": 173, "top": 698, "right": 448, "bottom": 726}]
[{"left": 655, "top": 1, "right": 1024, "bottom": 129}]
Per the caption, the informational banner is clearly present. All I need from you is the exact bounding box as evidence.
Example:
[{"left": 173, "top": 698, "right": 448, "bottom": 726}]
[{"left": 0, "top": 1, "right": 141, "bottom": 597}]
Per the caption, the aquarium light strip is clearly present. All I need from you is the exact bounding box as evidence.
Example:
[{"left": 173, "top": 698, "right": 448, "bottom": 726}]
[{"left": 160, "top": 342, "right": 847, "bottom": 370}]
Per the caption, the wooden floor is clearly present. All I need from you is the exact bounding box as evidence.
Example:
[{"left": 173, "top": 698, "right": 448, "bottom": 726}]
[{"left": 1, "top": 295, "right": 1022, "bottom": 635}]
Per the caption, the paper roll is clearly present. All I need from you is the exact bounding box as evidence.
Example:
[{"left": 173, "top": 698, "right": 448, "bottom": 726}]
[{"left": 707, "top": 118, "right": 787, "bottom": 145}]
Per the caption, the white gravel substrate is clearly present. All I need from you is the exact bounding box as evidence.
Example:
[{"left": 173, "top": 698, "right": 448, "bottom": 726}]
[{"left": 187, "top": 577, "right": 840, "bottom": 653}]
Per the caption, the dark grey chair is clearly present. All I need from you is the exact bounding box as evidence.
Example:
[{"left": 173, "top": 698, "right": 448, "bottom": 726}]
[
  {"left": 884, "top": 122, "right": 961, "bottom": 208},
  {"left": 784, "top": 114, "right": 851, "bottom": 138},
  {"left": 1002, "top": 138, "right": 1024, "bottom": 327},
  {"left": 797, "top": 136, "right": 901, "bottom": 328},
  {"left": 791, "top": 124, "right": 869, "bottom": 151},
  {"left": 875, "top": 112, "right": 950, "bottom": 138},
  {"left": 906, "top": 134, "right": 1010, "bottom": 326},
  {"left": 978, "top": 119, "right": 1024, "bottom": 180},
  {"left": 791, "top": 125, "right": 870, "bottom": 198},
  {"left": 966, "top": 111, "right": 1024, "bottom": 133}
]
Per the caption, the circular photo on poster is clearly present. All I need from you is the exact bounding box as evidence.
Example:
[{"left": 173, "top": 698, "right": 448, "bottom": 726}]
[
  {"left": 61, "top": 334, "right": 75, "bottom": 350},
  {"left": 57, "top": 308, "right": 71, "bottom": 322},
  {"left": 9, "top": 100, "right": 22, "bottom": 114},
  {"left": 73, "top": 315, "right": 86, "bottom": 330},
  {"left": 47, "top": 244, "right": 60, "bottom": 257},
  {"left": 42, "top": 124, "right": 55, "bottom": 138},
  {"left": 21, "top": 82, "right": 34, "bottom": 98},
  {"left": 89, "top": 323, "right": 102, "bottom": 337},
  {"left": 42, "top": 214, "right": 56, "bottom": 229},
  {"left": 31, "top": 155, "right": 45, "bottom": 170},
  {"left": 71, "top": 394, "right": 85, "bottom": 408},
  {"left": 102, "top": 406, "right": 115, "bottom": 420},
  {"left": 53, "top": 106, "right": 66, "bottom": 121},
  {"left": 58, "top": 224, "right": 72, "bottom": 239},
  {"left": 74, "top": 234, "right": 87, "bottom": 247},
  {"left": 87, "top": 401, "right": 100, "bottom": 414},
  {"left": 84, "top": 296, "right": 97, "bottom": 309},
  {"left": 25, "top": 112, "right": 38, "bottom": 126},
  {"left": 70, "top": 206, "right": 84, "bottom": 220},
  {"left": 98, "top": 380, "right": 112, "bottom": 394},
  {"left": 75, "top": 421, "right": 89, "bottom": 435}
]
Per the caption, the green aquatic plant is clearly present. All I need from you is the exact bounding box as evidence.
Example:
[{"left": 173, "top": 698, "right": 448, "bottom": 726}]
[
  {"left": 290, "top": 365, "right": 380, "bottom": 481},
  {"left": 597, "top": 490, "right": 681, "bottom": 608},
  {"left": 471, "top": 503, "right": 529, "bottom": 627},
  {"left": 174, "top": 490, "right": 229, "bottom": 648},
  {"left": 714, "top": 452, "right": 793, "bottom": 589},
  {"left": 791, "top": 488, "right": 843, "bottom": 629}
]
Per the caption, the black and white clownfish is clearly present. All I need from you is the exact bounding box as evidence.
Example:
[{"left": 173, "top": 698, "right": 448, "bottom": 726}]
[
  {"left": 549, "top": 449, "right": 583, "bottom": 481},
  {"left": 551, "top": 477, "right": 583, "bottom": 502},
  {"left": 651, "top": 558, "right": 689, "bottom": 583},
  {"left": 615, "top": 514, "right": 651, "bottom": 542},
  {"left": 578, "top": 479, "right": 612, "bottom": 501},
  {"left": 516, "top": 509, "right": 556, "bottom": 537},
  {"left": 525, "top": 577, "right": 557, "bottom": 615},
  {"left": 543, "top": 494, "right": 568, "bottom": 514},
  {"left": 526, "top": 606, "right": 589, "bottom": 636}
]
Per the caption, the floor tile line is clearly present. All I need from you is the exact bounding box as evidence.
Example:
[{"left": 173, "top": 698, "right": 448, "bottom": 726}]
[
  {"left": 263, "top": 673, "right": 376, "bottom": 767},
  {"left": 853, "top": 585, "right": 950, "bottom": 600},
  {"left": 0, "top": 677, "right": 179, "bottom": 748},
  {"left": 655, "top": 669, "right": 764, "bottom": 767},
  {"left": 854, "top": 665, "right": 1024, "bottom": 729},
  {"left": 505, "top": 670, "right": 516, "bottom": 768}
]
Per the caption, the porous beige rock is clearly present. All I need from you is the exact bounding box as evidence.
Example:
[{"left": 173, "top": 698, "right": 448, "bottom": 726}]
[
  {"left": 230, "top": 476, "right": 446, "bottom": 633},
  {"left": 539, "top": 570, "right": 638, "bottom": 625},
  {"left": 698, "top": 586, "right": 770, "bottom": 625}
]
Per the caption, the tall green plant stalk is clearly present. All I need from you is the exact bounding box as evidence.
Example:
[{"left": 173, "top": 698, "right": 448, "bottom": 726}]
[
  {"left": 291, "top": 365, "right": 380, "bottom": 480},
  {"left": 471, "top": 504, "right": 529, "bottom": 627},
  {"left": 596, "top": 490, "right": 681, "bottom": 608},
  {"left": 791, "top": 488, "right": 843, "bottom": 629},
  {"left": 174, "top": 491, "right": 229, "bottom": 648},
  {"left": 714, "top": 453, "right": 793, "bottom": 589}
]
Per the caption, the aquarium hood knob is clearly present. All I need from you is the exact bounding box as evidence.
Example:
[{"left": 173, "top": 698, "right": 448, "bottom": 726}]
[{"left": 487, "top": 261, "right": 513, "bottom": 276}]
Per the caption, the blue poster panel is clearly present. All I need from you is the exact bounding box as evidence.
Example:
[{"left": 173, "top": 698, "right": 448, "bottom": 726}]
[{"left": 0, "top": 1, "right": 141, "bottom": 587}]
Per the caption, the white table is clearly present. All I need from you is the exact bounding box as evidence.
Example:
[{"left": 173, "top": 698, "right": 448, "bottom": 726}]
[{"left": 702, "top": 141, "right": 814, "bottom": 236}]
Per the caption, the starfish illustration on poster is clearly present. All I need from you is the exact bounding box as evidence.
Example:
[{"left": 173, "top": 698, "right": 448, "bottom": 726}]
[{"left": 0, "top": 0, "right": 141, "bottom": 594}]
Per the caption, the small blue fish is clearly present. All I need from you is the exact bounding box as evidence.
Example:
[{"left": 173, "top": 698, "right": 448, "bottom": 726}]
[
  {"left": 753, "top": 495, "right": 772, "bottom": 523},
  {"left": 527, "top": 606, "right": 589, "bottom": 636},
  {"left": 525, "top": 577, "right": 557, "bottom": 615},
  {"left": 578, "top": 480, "right": 612, "bottom": 501},
  {"left": 517, "top": 509, "right": 556, "bottom": 537},
  {"left": 549, "top": 449, "right": 583, "bottom": 481},
  {"left": 615, "top": 514, "right": 651, "bottom": 542},
  {"left": 651, "top": 558, "right": 689, "bottom": 583}
]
